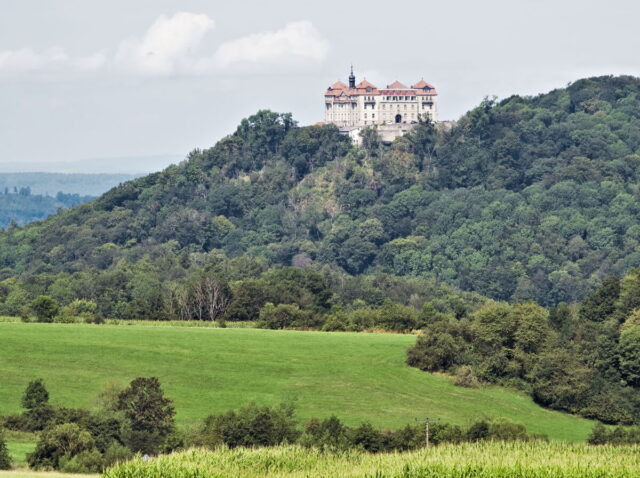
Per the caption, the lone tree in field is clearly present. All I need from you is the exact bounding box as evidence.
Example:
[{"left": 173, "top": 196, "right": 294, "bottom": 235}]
[
  {"left": 0, "top": 431, "right": 11, "bottom": 470},
  {"left": 22, "top": 379, "right": 49, "bottom": 410},
  {"left": 117, "top": 377, "right": 175, "bottom": 454}
]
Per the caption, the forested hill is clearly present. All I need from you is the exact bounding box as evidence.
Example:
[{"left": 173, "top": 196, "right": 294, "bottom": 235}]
[{"left": 1, "top": 75, "right": 640, "bottom": 307}]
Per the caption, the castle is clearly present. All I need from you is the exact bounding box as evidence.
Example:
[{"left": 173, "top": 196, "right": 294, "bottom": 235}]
[{"left": 324, "top": 68, "right": 438, "bottom": 143}]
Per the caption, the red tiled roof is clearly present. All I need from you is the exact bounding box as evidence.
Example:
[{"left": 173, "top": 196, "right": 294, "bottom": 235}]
[
  {"left": 356, "top": 79, "right": 377, "bottom": 89},
  {"left": 330, "top": 80, "right": 347, "bottom": 90},
  {"left": 411, "top": 79, "right": 436, "bottom": 89},
  {"left": 387, "top": 80, "right": 408, "bottom": 89}
]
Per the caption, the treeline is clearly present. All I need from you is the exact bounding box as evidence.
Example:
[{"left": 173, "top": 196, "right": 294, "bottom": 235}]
[
  {"left": 1, "top": 78, "right": 640, "bottom": 306},
  {"left": 407, "top": 269, "right": 640, "bottom": 426},
  {"left": 4, "top": 258, "right": 485, "bottom": 331},
  {"left": 0, "top": 378, "right": 545, "bottom": 473}
]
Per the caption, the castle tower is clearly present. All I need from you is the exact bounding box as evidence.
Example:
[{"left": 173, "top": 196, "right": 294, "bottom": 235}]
[{"left": 348, "top": 65, "right": 356, "bottom": 89}]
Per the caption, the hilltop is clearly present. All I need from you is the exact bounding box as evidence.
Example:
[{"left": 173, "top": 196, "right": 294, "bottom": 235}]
[{"left": 0, "top": 76, "right": 639, "bottom": 306}]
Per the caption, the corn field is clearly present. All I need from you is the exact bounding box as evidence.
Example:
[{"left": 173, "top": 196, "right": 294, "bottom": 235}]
[{"left": 103, "top": 441, "right": 640, "bottom": 478}]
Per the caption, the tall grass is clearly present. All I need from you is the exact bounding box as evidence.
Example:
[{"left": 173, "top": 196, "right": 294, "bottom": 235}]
[{"left": 103, "top": 442, "right": 640, "bottom": 477}]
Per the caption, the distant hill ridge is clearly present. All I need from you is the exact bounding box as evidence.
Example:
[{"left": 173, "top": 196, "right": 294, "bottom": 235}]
[
  {"left": 0, "top": 75, "right": 640, "bottom": 306},
  {"left": 0, "top": 154, "right": 182, "bottom": 174}
]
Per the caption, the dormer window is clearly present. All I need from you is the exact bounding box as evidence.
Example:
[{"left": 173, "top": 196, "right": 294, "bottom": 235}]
[{"left": 366, "top": 87, "right": 372, "bottom": 93}]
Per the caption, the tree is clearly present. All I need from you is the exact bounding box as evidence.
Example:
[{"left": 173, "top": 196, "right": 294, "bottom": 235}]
[
  {"left": 618, "top": 327, "right": 640, "bottom": 387},
  {"left": 27, "top": 423, "right": 97, "bottom": 470},
  {"left": 0, "top": 432, "right": 11, "bottom": 470},
  {"left": 116, "top": 377, "right": 175, "bottom": 454},
  {"left": 22, "top": 379, "right": 49, "bottom": 410},
  {"left": 30, "top": 296, "right": 59, "bottom": 322}
]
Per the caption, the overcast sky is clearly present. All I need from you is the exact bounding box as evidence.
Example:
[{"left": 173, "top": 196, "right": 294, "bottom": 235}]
[{"left": 0, "top": 0, "right": 638, "bottom": 170}]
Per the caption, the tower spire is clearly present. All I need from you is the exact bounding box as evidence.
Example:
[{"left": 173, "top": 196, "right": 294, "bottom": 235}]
[{"left": 349, "top": 64, "right": 356, "bottom": 89}]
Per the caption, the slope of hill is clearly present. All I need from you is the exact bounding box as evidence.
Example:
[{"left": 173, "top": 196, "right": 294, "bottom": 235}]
[
  {"left": 0, "top": 76, "right": 639, "bottom": 306},
  {"left": 0, "top": 322, "right": 593, "bottom": 442}
]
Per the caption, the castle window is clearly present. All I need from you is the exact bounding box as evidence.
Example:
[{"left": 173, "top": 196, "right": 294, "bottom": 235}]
[{"left": 372, "top": 113, "right": 375, "bottom": 118}]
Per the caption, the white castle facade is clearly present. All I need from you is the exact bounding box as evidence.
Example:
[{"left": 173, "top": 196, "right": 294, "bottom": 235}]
[{"left": 324, "top": 68, "right": 438, "bottom": 129}]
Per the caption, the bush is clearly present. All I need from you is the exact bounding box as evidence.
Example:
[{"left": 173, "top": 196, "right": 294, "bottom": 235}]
[
  {"left": 59, "top": 448, "right": 104, "bottom": 473},
  {"left": 0, "top": 431, "right": 11, "bottom": 470},
  {"left": 102, "top": 442, "right": 133, "bottom": 468},
  {"left": 300, "top": 416, "right": 350, "bottom": 450},
  {"left": 28, "top": 422, "right": 97, "bottom": 470},
  {"left": 257, "top": 303, "right": 318, "bottom": 329},
  {"left": 59, "top": 299, "right": 100, "bottom": 324},
  {"left": 30, "top": 296, "right": 59, "bottom": 322},
  {"left": 453, "top": 365, "right": 480, "bottom": 388},
  {"left": 22, "top": 379, "right": 49, "bottom": 409},
  {"left": 201, "top": 402, "right": 299, "bottom": 448}
]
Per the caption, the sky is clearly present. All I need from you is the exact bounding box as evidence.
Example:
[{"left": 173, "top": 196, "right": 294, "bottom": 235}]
[{"left": 0, "top": 0, "right": 638, "bottom": 171}]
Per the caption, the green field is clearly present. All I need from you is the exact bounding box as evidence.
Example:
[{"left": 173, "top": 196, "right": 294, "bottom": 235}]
[
  {"left": 0, "top": 323, "right": 593, "bottom": 444},
  {"left": 103, "top": 443, "right": 640, "bottom": 478}
]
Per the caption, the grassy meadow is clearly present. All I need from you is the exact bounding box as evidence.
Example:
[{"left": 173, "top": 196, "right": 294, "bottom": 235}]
[
  {"left": 103, "top": 442, "right": 640, "bottom": 478},
  {"left": 0, "top": 322, "right": 593, "bottom": 447}
]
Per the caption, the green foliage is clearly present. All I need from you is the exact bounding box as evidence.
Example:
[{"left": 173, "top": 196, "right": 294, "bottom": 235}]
[
  {"left": 199, "top": 403, "right": 299, "bottom": 448},
  {"left": 30, "top": 296, "right": 59, "bottom": 322},
  {"left": 21, "top": 379, "right": 49, "bottom": 410},
  {"left": 27, "top": 422, "right": 98, "bottom": 470},
  {"left": 588, "top": 423, "right": 640, "bottom": 445},
  {"left": 257, "top": 303, "right": 317, "bottom": 329},
  {"left": 103, "top": 442, "right": 640, "bottom": 478},
  {"left": 0, "top": 431, "right": 11, "bottom": 470},
  {"left": 116, "top": 377, "right": 176, "bottom": 454},
  {"left": 0, "top": 324, "right": 593, "bottom": 441},
  {"left": 4, "top": 79, "right": 640, "bottom": 317},
  {"left": 408, "top": 280, "right": 640, "bottom": 425}
]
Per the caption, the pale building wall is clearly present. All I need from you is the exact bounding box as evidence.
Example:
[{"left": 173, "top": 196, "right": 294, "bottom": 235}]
[{"left": 325, "top": 90, "right": 437, "bottom": 127}]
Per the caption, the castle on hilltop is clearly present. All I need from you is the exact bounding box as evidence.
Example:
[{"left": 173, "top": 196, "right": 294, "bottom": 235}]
[{"left": 323, "top": 68, "right": 438, "bottom": 143}]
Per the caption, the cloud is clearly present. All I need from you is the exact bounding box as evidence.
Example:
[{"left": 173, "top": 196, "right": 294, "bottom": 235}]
[
  {"left": 0, "top": 46, "right": 68, "bottom": 74},
  {"left": 115, "top": 12, "right": 215, "bottom": 75},
  {"left": 0, "top": 14, "right": 328, "bottom": 78},
  {"left": 212, "top": 21, "right": 329, "bottom": 69}
]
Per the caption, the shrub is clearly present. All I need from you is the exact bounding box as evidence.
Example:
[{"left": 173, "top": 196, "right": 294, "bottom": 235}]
[
  {"left": 102, "top": 442, "right": 133, "bottom": 468},
  {"left": 301, "top": 416, "right": 350, "bottom": 450},
  {"left": 30, "top": 296, "right": 59, "bottom": 322},
  {"left": 60, "top": 299, "right": 99, "bottom": 324},
  {"left": 453, "top": 365, "right": 480, "bottom": 388},
  {"left": 22, "top": 379, "right": 49, "bottom": 409},
  {"left": 59, "top": 448, "right": 104, "bottom": 473},
  {"left": 257, "top": 303, "right": 318, "bottom": 329},
  {"left": 28, "top": 422, "right": 97, "bottom": 470},
  {"left": 201, "top": 402, "right": 299, "bottom": 448},
  {"left": 0, "top": 431, "right": 11, "bottom": 470}
]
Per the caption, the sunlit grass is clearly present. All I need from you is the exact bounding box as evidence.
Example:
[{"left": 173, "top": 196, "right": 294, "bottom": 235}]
[{"left": 0, "top": 322, "right": 594, "bottom": 441}]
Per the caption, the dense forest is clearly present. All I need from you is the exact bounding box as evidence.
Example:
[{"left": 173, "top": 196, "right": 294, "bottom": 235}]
[
  {"left": 1, "top": 76, "right": 640, "bottom": 426},
  {"left": 0, "top": 76, "right": 639, "bottom": 305}
]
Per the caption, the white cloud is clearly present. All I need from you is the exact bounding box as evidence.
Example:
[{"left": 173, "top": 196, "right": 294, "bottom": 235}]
[
  {"left": 0, "top": 14, "right": 328, "bottom": 78},
  {"left": 213, "top": 21, "right": 329, "bottom": 69},
  {"left": 0, "top": 46, "right": 68, "bottom": 74},
  {"left": 115, "top": 12, "right": 215, "bottom": 75}
]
